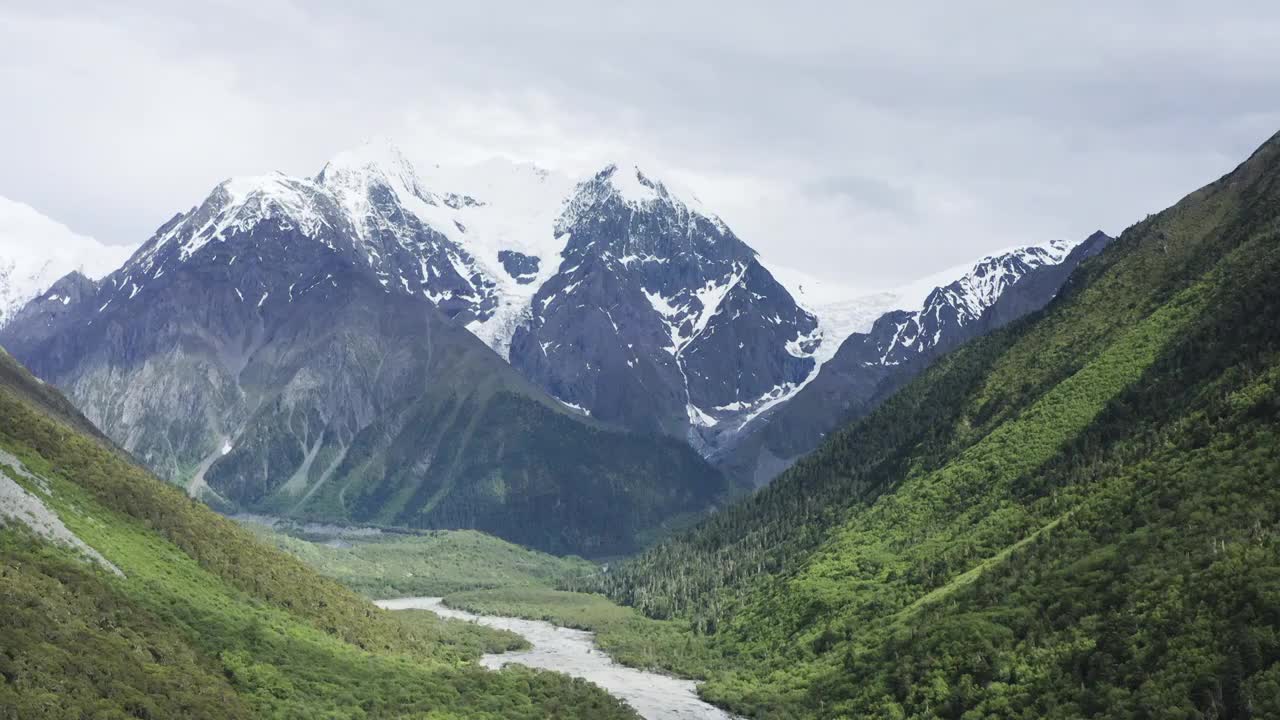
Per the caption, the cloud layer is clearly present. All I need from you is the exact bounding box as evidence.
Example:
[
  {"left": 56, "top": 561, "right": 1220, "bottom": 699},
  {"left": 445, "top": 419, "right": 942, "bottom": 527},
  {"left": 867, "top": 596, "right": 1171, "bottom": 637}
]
[{"left": 3, "top": 1, "right": 1279, "bottom": 287}]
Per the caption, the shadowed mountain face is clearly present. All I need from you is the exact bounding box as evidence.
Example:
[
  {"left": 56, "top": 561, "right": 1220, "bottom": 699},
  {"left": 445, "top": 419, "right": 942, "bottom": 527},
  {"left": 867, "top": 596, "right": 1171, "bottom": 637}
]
[
  {"left": 510, "top": 164, "right": 819, "bottom": 442},
  {"left": 713, "top": 231, "right": 1114, "bottom": 486},
  {"left": 3, "top": 141, "right": 1098, "bottom": 465},
  {"left": 0, "top": 165, "right": 733, "bottom": 557}
]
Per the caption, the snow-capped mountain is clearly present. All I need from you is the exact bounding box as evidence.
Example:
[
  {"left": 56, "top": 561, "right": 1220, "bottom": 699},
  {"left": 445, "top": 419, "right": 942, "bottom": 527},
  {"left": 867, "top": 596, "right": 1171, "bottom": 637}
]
[
  {"left": 4, "top": 141, "right": 1108, "bottom": 474},
  {"left": 714, "top": 231, "right": 1114, "bottom": 486},
  {"left": 87, "top": 142, "right": 819, "bottom": 444},
  {"left": 0, "top": 196, "right": 134, "bottom": 327},
  {"left": 730, "top": 240, "right": 1084, "bottom": 441},
  {"left": 0, "top": 147, "right": 733, "bottom": 556},
  {"left": 872, "top": 239, "right": 1079, "bottom": 367},
  {"left": 101, "top": 143, "right": 578, "bottom": 356},
  {"left": 508, "top": 163, "right": 820, "bottom": 440},
  {"left": 118, "top": 144, "right": 509, "bottom": 329}
]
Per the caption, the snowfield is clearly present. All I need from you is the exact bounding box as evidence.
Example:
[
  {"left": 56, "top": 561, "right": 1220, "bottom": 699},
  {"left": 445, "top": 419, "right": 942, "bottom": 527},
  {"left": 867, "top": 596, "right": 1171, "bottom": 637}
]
[{"left": 0, "top": 196, "right": 135, "bottom": 326}]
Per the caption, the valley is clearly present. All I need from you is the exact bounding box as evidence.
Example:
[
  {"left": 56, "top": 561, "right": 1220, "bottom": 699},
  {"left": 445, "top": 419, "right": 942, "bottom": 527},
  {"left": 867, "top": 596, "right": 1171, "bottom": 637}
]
[
  {"left": 253, "top": 128, "right": 1280, "bottom": 719},
  {"left": 379, "top": 597, "right": 739, "bottom": 720},
  {"left": 250, "top": 519, "right": 734, "bottom": 717},
  {"left": 3, "top": 44, "right": 1279, "bottom": 716},
  {"left": 0, "top": 350, "right": 636, "bottom": 718}
]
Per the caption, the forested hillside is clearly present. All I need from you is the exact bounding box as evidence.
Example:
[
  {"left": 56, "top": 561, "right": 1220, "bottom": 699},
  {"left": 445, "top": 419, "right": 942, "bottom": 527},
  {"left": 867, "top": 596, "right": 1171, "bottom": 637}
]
[
  {"left": 0, "top": 349, "right": 633, "bottom": 718},
  {"left": 583, "top": 132, "right": 1280, "bottom": 718}
]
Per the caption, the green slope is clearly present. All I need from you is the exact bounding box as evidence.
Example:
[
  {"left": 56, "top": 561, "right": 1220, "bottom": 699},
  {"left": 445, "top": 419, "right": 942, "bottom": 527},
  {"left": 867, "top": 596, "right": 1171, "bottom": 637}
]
[
  {"left": 254, "top": 526, "right": 598, "bottom": 599},
  {"left": 586, "top": 133, "right": 1280, "bottom": 718},
  {"left": 0, "top": 349, "right": 635, "bottom": 719}
]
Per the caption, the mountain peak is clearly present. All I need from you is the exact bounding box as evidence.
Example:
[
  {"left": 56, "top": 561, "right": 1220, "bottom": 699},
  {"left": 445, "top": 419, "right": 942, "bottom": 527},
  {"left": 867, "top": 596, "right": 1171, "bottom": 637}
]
[
  {"left": 0, "top": 196, "right": 135, "bottom": 326},
  {"left": 598, "top": 161, "right": 707, "bottom": 211},
  {"left": 600, "top": 162, "right": 662, "bottom": 204},
  {"left": 318, "top": 138, "right": 416, "bottom": 180},
  {"left": 215, "top": 171, "right": 315, "bottom": 207},
  {"left": 560, "top": 161, "right": 717, "bottom": 229},
  {"left": 316, "top": 138, "right": 427, "bottom": 201},
  {"left": 312, "top": 139, "right": 446, "bottom": 244}
]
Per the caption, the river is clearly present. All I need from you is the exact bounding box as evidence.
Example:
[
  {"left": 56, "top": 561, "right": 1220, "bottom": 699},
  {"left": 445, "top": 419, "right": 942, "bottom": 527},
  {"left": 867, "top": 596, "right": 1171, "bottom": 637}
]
[{"left": 377, "top": 597, "right": 740, "bottom": 720}]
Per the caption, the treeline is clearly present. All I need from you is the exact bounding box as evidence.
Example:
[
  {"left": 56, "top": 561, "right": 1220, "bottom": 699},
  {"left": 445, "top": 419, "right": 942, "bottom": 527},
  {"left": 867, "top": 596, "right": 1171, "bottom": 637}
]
[
  {"left": 572, "top": 131, "right": 1280, "bottom": 717},
  {"left": 0, "top": 350, "right": 637, "bottom": 719}
]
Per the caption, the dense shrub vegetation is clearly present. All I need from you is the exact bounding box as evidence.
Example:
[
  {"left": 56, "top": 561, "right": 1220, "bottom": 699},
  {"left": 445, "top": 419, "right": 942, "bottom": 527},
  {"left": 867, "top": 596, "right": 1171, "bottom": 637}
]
[
  {"left": 255, "top": 526, "right": 598, "bottom": 598},
  {"left": 0, "top": 352, "right": 636, "bottom": 719},
  {"left": 579, "top": 133, "right": 1280, "bottom": 717},
  {"left": 444, "top": 588, "right": 727, "bottom": 680}
]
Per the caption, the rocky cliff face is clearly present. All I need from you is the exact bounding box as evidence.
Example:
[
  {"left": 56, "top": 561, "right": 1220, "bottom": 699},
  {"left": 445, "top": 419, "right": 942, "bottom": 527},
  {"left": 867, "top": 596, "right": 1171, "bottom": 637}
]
[{"left": 509, "top": 164, "right": 819, "bottom": 442}]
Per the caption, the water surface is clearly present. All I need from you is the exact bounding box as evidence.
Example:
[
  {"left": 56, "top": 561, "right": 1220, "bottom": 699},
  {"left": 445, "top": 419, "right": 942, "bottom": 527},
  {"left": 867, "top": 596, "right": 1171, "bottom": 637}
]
[{"left": 378, "top": 597, "right": 740, "bottom": 720}]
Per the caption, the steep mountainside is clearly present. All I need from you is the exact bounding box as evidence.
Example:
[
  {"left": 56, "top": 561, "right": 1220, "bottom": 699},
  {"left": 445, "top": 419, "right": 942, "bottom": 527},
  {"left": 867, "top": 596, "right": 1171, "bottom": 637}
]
[
  {"left": 1, "top": 144, "right": 1092, "bottom": 462},
  {"left": 156, "top": 144, "right": 822, "bottom": 446},
  {"left": 510, "top": 163, "right": 819, "bottom": 441},
  {"left": 585, "top": 131, "right": 1280, "bottom": 718},
  {"left": 716, "top": 232, "right": 1113, "bottom": 486},
  {"left": 0, "top": 348, "right": 633, "bottom": 718},
  {"left": 0, "top": 195, "right": 133, "bottom": 327},
  {"left": 0, "top": 157, "right": 732, "bottom": 557}
]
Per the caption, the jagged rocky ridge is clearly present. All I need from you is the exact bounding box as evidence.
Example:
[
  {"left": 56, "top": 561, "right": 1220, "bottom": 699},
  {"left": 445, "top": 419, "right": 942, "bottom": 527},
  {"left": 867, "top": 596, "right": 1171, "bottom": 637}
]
[
  {"left": 714, "top": 231, "right": 1114, "bottom": 486},
  {"left": 510, "top": 163, "right": 820, "bottom": 442},
  {"left": 113, "top": 145, "right": 826, "bottom": 446}
]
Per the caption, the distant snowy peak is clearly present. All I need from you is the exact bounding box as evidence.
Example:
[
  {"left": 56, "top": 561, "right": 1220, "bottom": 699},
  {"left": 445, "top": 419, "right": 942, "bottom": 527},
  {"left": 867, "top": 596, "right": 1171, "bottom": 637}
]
[
  {"left": 0, "top": 196, "right": 134, "bottom": 327},
  {"left": 113, "top": 145, "right": 515, "bottom": 327},
  {"left": 771, "top": 237, "right": 1082, "bottom": 364},
  {"left": 875, "top": 238, "right": 1083, "bottom": 366},
  {"left": 91, "top": 146, "right": 579, "bottom": 363},
  {"left": 559, "top": 163, "right": 724, "bottom": 233},
  {"left": 720, "top": 236, "right": 1100, "bottom": 438},
  {"left": 317, "top": 139, "right": 429, "bottom": 202},
  {"left": 315, "top": 140, "right": 485, "bottom": 236},
  {"left": 129, "top": 173, "right": 344, "bottom": 274},
  {"left": 510, "top": 159, "right": 818, "bottom": 441},
  {"left": 918, "top": 239, "right": 1075, "bottom": 321}
]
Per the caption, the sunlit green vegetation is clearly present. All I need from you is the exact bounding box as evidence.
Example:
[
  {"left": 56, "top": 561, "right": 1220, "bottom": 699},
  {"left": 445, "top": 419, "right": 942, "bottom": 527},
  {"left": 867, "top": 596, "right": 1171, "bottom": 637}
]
[
  {"left": 267, "top": 526, "right": 725, "bottom": 682},
  {"left": 582, "top": 132, "right": 1280, "bottom": 717},
  {"left": 444, "top": 588, "right": 726, "bottom": 681},
  {"left": 253, "top": 526, "right": 598, "bottom": 598},
  {"left": 0, "top": 350, "right": 637, "bottom": 719}
]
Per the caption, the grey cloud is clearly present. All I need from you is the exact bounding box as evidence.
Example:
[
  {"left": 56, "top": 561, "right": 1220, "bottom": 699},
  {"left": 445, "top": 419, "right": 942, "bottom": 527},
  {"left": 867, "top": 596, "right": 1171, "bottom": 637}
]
[
  {"left": 2, "top": 1, "right": 1279, "bottom": 287},
  {"left": 806, "top": 175, "right": 919, "bottom": 218}
]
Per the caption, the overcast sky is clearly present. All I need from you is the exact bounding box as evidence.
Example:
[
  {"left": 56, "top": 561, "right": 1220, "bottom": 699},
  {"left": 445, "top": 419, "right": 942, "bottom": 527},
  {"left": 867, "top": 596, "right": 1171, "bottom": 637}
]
[{"left": 3, "top": 1, "right": 1280, "bottom": 288}]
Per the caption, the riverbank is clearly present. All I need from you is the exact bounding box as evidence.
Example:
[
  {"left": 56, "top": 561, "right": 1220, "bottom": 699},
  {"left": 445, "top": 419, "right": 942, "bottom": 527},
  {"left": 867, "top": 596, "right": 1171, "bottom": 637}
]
[
  {"left": 442, "top": 587, "right": 726, "bottom": 680},
  {"left": 378, "top": 597, "right": 740, "bottom": 720}
]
